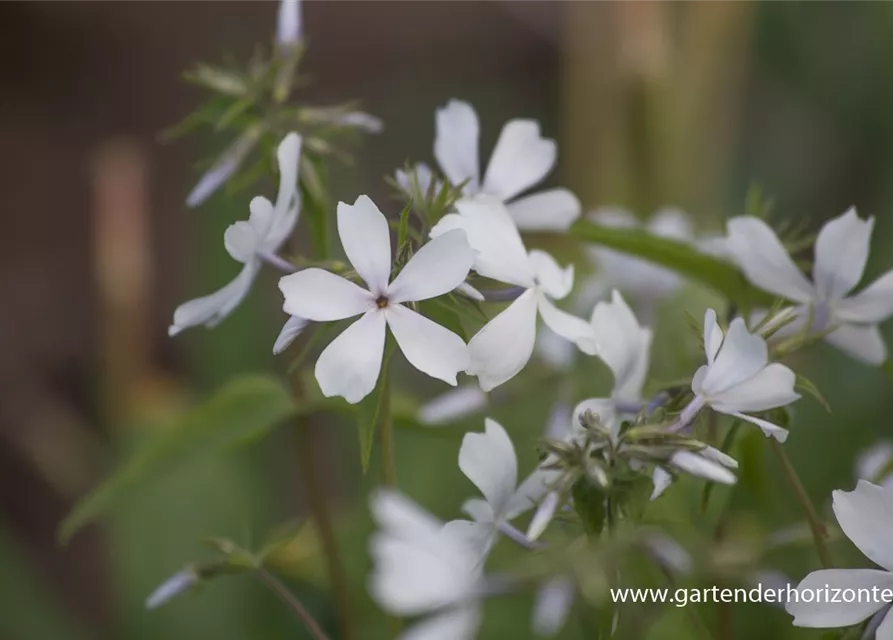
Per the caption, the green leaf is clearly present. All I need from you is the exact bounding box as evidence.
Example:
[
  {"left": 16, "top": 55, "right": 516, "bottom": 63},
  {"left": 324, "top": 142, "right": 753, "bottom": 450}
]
[
  {"left": 59, "top": 375, "right": 297, "bottom": 544},
  {"left": 356, "top": 345, "right": 397, "bottom": 473},
  {"left": 570, "top": 219, "right": 774, "bottom": 308},
  {"left": 572, "top": 479, "right": 606, "bottom": 538},
  {"left": 418, "top": 298, "right": 468, "bottom": 341},
  {"left": 796, "top": 373, "right": 831, "bottom": 413}
]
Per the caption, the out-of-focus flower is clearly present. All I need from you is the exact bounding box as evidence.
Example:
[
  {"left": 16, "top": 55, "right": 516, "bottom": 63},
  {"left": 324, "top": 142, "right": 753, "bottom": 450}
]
[
  {"left": 727, "top": 208, "right": 893, "bottom": 365},
  {"left": 272, "top": 315, "right": 309, "bottom": 355},
  {"left": 418, "top": 385, "right": 488, "bottom": 426},
  {"left": 171, "top": 133, "right": 301, "bottom": 334},
  {"left": 589, "top": 290, "right": 652, "bottom": 406},
  {"left": 432, "top": 198, "right": 595, "bottom": 390},
  {"left": 691, "top": 310, "right": 801, "bottom": 442},
  {"left": 433, "top": 100, "right": 580, "bottom": 232},
  {"left": 650, "top": 447, "right": 738, "bottom": 500},
  {"left": 146, "top": 568, "right": 198, "bottom": 609},
  {"left": 369, "top": 490, "right": 487, "bottom": 640},
  {"left": 276, "top": 0, "right": 302, "bottom": 49},
  {"left": 532, "top": 576, "right": 575, "bottom": 637},
  {"left": 786, "top": 481, "right": 893, "bottom": 633},
  {"left": 395, "top": 162, "right": 439, "bottom": 197},
  {"left": 855, "top": 441, "right": 893, "bottom": 489},
  {"left": 186, "top": 129, "right": 263, "bottom": 208},
  {"left": 279, "top": 196, "right": 473, "bottom": 403}
]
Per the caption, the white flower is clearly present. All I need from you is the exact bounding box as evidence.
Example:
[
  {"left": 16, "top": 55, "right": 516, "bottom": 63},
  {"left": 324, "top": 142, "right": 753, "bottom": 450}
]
[
  {"left": 277, "top": 0, "right": 302, "bottom": 48},
  {"left": 458, "top": 419, "right": 556, "bottom": 551},
  {"left": 650, "top": 447, "right": 738, "bottom": 501},
  {"left": 856, "top": 441, "right": 893, "bottom": 489},
  {"left": 691, "top": 309, "right": 801, "bottom": 442},
  {"left": 418, "top": 386, "right": 488, "bottom": 426},
  {"left": 431, "top": 198, "right": 595, "bottom": 391},
  {"left": 532, "top": 577, "right": 575, "bottom": 637},
  {"left": 272, "top": 315, "right": 309, "bottom": 355},
  {"left": 727, "top": 208, "right": 893, "bottom": 365},
  {"left": 146, "top": 568, "right": 198, "bottom": 609},
  {"left": 185, "top": 129, "right": 262, "bottom": 208},
  {"left": 279, "top": 195, "right": 473, "bottom": 404},
  {"left": 433, "top": 100, "right": 581, "bottom": 232},
  {"left": 369, "top": 489, "right": 486, "bottom": 640},
  {"left": 590, "top": 290, "right": 653, "bottom": 406},
  {"left": 171, "top": 133, "right": 301, "bottom": 334},
  {"left": 786, "top": 481, "right": 893, "bottom": 633}
]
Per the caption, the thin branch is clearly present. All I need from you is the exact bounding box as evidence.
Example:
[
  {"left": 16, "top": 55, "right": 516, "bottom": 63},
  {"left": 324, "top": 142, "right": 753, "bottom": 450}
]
[{"left": 256, "top": 568, "right": 331, "bottom": 640}]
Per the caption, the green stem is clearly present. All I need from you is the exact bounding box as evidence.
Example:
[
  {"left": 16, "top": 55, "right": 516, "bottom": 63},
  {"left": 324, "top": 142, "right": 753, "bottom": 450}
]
[
  {"left": 256, "top": 568, "right": 331, "bottom": 640},
  {"left": 380, "top": 367, "right": 397, "bottom": 487},
  {"left": 769, "top": 439, "right": 833, "bottom": 568}
]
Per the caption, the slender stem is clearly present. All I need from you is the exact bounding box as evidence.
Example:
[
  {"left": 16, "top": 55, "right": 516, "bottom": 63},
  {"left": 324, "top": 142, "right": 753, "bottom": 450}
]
[
  {"left": 380, "top": 367, "right": 397, "bottom": 487},
  {"left": 256, "top": 568, "right": 331, "bottom": 640},
  {"left": 769, "top": 439, "right": 833, "bottom": 568},
  {"left": 258, "top": 251, "right": 298, "bottom": 273},
  {"left": 295, "top": 419, "right": 357, "bottom": 640},
  {"left": 497, "top": 521, "right": 544, "bottom": 551}
]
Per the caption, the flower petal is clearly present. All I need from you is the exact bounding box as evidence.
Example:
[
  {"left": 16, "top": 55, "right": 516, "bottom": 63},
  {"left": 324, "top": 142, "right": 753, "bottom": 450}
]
[
  {"left": 279, "top": 268, "right": 374, "bottom": 321},
  {"left": 431, "top": 198, "right": 535, "bottom": 288},
  {"left": 185, "top": 131, "right": 257, "bottom": 208},
  {"left": 372, "top": 488, "right": 443, "bottom": 540},
  {"left": 272, "top": 315, "right": 308, "bottom": 355},
  {"left": 650, "top": 467, "right": 674, "bottom": 500},
  {"left": 506, "top": 468, "right": 559, "bottom": 520},
  {"left": 532, "top": 577, "right": 575, "bottom": 637},
  {"left": 482, "top": 120, "right": 556, "bottom": 201},
  {"left": 459, "top": 418, "right": 518, "bottom": 517},
  {"left": 467, "top": 289, "right": 539, "bottom": 391},
  {"left": 528, "top": 250, "right": 574, "bottom": 300},
  {"left": 786, "top": 568, "right": 893, "bottom": 627},
  {"left": 537, "top": 296, "right": 595, "bottom": 354},
  {"left": 506, "top": 188, "right": 581, "bottom": 232},
  {"left": 669, "top": 450, "right": 736, "bottom": 485},
  {"left": 703, "top": 309, "right": 724, "bottom": 365},
  {"left": 726, "top": 216, "right": 814, "bottom": 303},
  {"left": 399, "top": 607, "right": 482, "bottom": 640},
  {"left": 708, "top": 363, "right": 800, "bottom": 413},
  {"left": 855, "top": 442, "right": 893, "bottom": 484},
  {"left": 266, "top": 132, "right": 302, "bottom": 247},
  {"left": 648, "top": 207, "right": 694, "bottom": 239},
  {"left": 697, "top": 318, "right": 769, "bottom": 396},
  {"left": 833, "top": 480, "right": 893, "bottom": 571},
  {"left": 386, "top": 304, "right": 469, "bottom": 385},
  {"left": 825, "top": 322, "right": 888, "bottom": 366},
  {"left": 838, "top": 270, "right": 893, "bottom": 323},
  {"left": 727, "top": 411, "right": 789, "bottom": 443},
  {"left": 387, "top": 230, "right": 474, "bottom": 303},
  {"left": 315, "top": 310, "right": 386, "bottom": 404},
  {"left": 276, "top": 0, "right": 302, "bottom": 46},
  {"left": 224, "top": 220, "right": 259, "bottom": 263},
  {"left": 434, "top": 100, "right": 480, "bottom": 192},
  {"left": 527, "top": 491, "right": 559, "bottom": 541},
  {"left": 337, "top": 195, "right": 392, "bottom": 294},
  {"left": 813, "top": 207, "right": 874, "bottom": 301},
  {"left": 169, "top": 263, "right": 259, "bottom": 335},
  {"left": 418, "top": 386, "right": 488, "bottom": 426},
  {"left": 590, "top": 290, "right": 652, "bottom": 401}
]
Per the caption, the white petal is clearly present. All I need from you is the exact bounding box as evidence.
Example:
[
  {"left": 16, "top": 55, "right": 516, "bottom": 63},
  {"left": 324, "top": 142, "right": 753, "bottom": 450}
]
[
  {"left": 528, "top": 250, "right": 574, "bottom": 300},
  {"left": 813, "top": 207, "right": 874, "bottom": 301},
  {"left": 669, "top": 450, "right": 736, "bottom": 485},
  {"left": 832, "top": 480, "right": 893, "bottom": 571},
  {"left": 590, "top": 290, "right": 652, "bottom": 401},
  {"left": 335, "top": 111, "right": 383, "bottom": 133},
  {"left": 459, "top": 419, "right": 518, "bottom": 517},
  {"left": 224, "top": 220, "right": 259, "bottom": 263},
  {"left": 456, "top": 282, "right": 485, "bottom": 302},
  {"left": 387, "top": 230, "right": 474, "bottom": 303},
  {"left": 399, "top": 607, "right": 481, "bottom": 640},
  {"left": 727, "top": 411, "right": 789, "bottom": 443},
  {"left": 838, "top": 270, "right": 893, "bottom": 323},
  {"left": 266, "top": 132, "right": 302, "bottom": 247},
  {"left": 703, "top": 309, "right": 724, "bottom": 365},
  {"left": 371, "top": 489, "right": 443, "bottom": 540},
  {"left": 544, "top": 402, "right": 573, "bottom": 441},
  {"left": 700, "top": 446, "right": 739, "bottom": 470},
  {"left": 276, "top": 0, "right": 302, "bottom": 46},
  {"left": 855, "top": 442, "right": 893, "bottom": 484},
  {"left": 572, "top": 398, "right": 618, "bottom": 441},
  {"left": 506, "top": 188, "right": 581, "bottom": 232},
  {"left": 786, "top": 568, "right": 893, "bottom": 627},
  {"left": 536, "top": 325, "right": 577, "bottom": 371},
  {"left": 146, "top": 570, "right": 197, "bottom": 609},
  {"left": 697, "top": 318, "right": 769, "bottom": 396},
  {"left": 648, "top": 207, "right": 694, "bottom": 240},
  {"left": 386, "top": 305, "right": 469, "bottom": 385},
  {"left": 169, "top": 263, "right": 259, "bottom": 335},
  {"left": 279, "top": 268, "right": 374, "bottom": 321},
  {"left": 396, "top": 162, "right": 436, "bottom": 195},
  {"left": 418, "top": 386, "right": 488, "bottom": 426},
  {"left": 532, "top": 577, "right": 575, "bottom": 637},
  {"left": 272, "top": 315, "right": 309, "bottom": 355},
  {"left": 185, "top": 132, "right": 257, "bottom": 208},
  {"left": 506, "top": 468, "right": 559, "bottom": 520},
  {"left": 825, "top": 323, "right": 888, "bottom": 366},
  {"left": 315, "top": 310, "right": 386, "bottom": 404},
  {"left": 650, "top": 467, "right": 674, "bottom": 500},
  {"left": 460, "top": 498, "right": 495, "bottom": 524},
  {"left": 876, "top": 607, "right": 893, "bottom": 640},
  {"left": 725, "top": 216, "right": 814, "bottom": 303},
  {"left": 434, "top": 100, "right": 480, "bottom": 192},
  {"left": 467, "top": 289, "right": 538, "bottom": 391},
  {"left": 337, "top": 195, "right": 392, "bottom": 295},
  {"left": 527, "top": 491, "right": 559, "bottom": 541},
  {"left": 708, "top": 363, "right": 800, "bottom": 413},
  {"left": 482, "top": 120, "right": 556, "bottom": 201},
  {"left": 432, "top": 199, "right": 535, "bottom": 288},
  {"left": 537, "top": 296, "right": 595, "bottom": 353}
]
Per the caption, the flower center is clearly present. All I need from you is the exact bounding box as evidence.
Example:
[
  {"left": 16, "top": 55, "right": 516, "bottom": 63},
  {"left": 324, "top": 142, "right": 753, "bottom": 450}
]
[{"left": 376, "top": 296, "right": 390, "bottom": 309}]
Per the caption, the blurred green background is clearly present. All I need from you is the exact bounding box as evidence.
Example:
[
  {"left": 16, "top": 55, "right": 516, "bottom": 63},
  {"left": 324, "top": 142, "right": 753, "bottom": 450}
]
[{"left": 3, "top": 1, "right": 893, "bottom": 638}]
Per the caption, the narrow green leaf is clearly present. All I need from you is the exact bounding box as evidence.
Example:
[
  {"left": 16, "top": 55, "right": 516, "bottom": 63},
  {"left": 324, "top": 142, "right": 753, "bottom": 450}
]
[
  {"left": 796, "top": 373, "right": 831, "bottom": 413},
  {"left": 418, "top": 298, "right": 467, "bottom": 341},
  {"left": 570, "top": 220, "right": 774, "bottom": 308},
  {"left": 59, "top": 375, "right": 297, "bottom": 544},
  {"left": 356, "top": 345, "right": 397, "bottom": 473}
]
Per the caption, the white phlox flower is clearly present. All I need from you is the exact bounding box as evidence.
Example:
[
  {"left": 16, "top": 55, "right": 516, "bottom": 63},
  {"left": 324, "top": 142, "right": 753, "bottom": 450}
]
[
  {"left": 277, "top": 0, "right": 302, "bottom": 48},
  {"left": 171, "top": 133, "right": 302, "bottom": 335},
  {"left": 369, "top": 489, "right": 488, "bottom": 640},
  {"left": 431, "top": 198, "right": 596, "bottom": 391},
  {"left": 649, "top": 447, "right": 738, "bottom": 501},
  {"left": 786, "top": 481, "right": 893, "bottom": 636},
  {"left": 417, "top": 385, "right": 488, "bottom": 427},
  {"left": 433, "top": 100, "right": 581, "bottom": 232},
  {"left": 691, "top": 309, "right": 801, "bottom": 443},
  {"left": 726, "top": 208, "right": 893, "bottom": 365},
  {"left": 532, "top": 576, "right": 575, "bottom": 637},
  {"left": 278, "top": 195, "right": 474, "bottom": 404},
  {"left": 145, "top": 568, "right": 198, "bottom": 609},
  {"left": 856, "top": 441, "right": 893, "bottom": 489},
  {"left": 457, "top": 419, "right": 557, "bottom": 552}
]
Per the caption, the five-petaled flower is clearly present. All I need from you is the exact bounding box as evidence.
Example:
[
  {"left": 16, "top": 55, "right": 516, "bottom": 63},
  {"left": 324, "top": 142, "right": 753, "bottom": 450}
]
[
  {"left": 727, "top": 208, "right": 893, "bottom": 365},
  {"left": 171, "top": 133, "right": 301, "bottom": 335},
  {"left": 279, "top": 195, "right": 474, "bottom": 403},
  {"left": 431, "top": 198, "right": 596, "bottom": 391},
  {"left": 433, "top": 100, "right": 581, "bottom": 232}
]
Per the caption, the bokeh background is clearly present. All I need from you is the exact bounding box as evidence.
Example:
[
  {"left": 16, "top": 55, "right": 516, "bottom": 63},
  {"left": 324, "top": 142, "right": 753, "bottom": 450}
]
[{"left": 3, "top": 1, "right": 893, "bottom": 638}]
